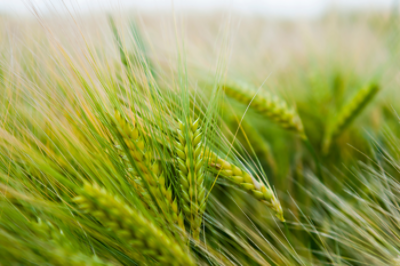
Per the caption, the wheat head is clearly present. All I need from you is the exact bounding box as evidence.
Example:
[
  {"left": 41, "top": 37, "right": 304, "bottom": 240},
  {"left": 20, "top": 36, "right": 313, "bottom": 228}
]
[
  {"left": 33, "top": 219, "right": 111, "bottom": 266},
  {"left": 222, "top": 81, "right": 305, "bottom": 138},
  {"left": 322, "top": 84, "right": 379, "bottom": 154},
  {"left": 113, "top": 110, "right": 185, "bottom": 235},
  {"left": 204, "top": 150, "right": 284, "bottom": 221},
  {"left": 73, "top": 183, "right": 194, "bottom": 266},
  {"left": 176, "top": 118, "right": 207, "bottom": 241}
]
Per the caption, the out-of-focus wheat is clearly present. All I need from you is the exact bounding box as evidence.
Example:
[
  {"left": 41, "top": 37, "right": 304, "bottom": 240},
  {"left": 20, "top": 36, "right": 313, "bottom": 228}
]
[
  {"left": 222, "top": 81, "right": 305, "bottom": 138},
  {"left": 322, "top": 84, "right": 379, "bottom": 153}
]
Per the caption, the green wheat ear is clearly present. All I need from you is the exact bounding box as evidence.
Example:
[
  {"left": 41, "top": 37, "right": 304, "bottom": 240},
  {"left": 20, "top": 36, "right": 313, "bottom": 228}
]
[
  {"left": 113, "top": 110, "right": 185, "bottom": 235},
  {"left": 175, "top": 118, "right": 207, "bottom": 241},
  {"left": 203, "top": 150, "right": 284, "bottom": 222},
  {"left": 222, "top": 80, "right": 305, "bottom": 138},
  {"left": 322, "top": 83, "right": 380, "bottom": 154},
  {"left": 73, "top": 183, "right": 195, "bottom": 266},
  {"left": 33, "top": 219, "right": 111, "bottom": 266}
]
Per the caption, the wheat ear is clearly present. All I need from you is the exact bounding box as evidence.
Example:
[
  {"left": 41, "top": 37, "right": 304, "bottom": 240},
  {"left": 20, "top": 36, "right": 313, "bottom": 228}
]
[
  {"left": 322, "top": 84, "right": 379, "bottom": 154},
  {"left": 73, "top": 183, "right": 194, "bottom": 266},
  {"left": 204, "top": 150, "right": 284, "bottom": 221},
  {"left": 222, "top": 81, "right": 305, "bottom": 138},
  {"left": 33, "top": 219, "right": 111, "bottom": 266},
  {"left": 176, "top": 118, "right": 207, "bottom": 241},
  {"left": 113, "top": 111, "right": 185, "bottom": 234}
]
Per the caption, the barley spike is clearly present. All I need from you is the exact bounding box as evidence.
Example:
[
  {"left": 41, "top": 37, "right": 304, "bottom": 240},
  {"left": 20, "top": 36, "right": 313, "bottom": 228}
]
[
  {"left": 73, "top": 183, "right": 194, "bottom": 266},
  {"left": 176, "top": 118, "right": 207, "bottom": 241},
  {"left": 113, "top": 110, "right": 185, "bottom": 235},
  {"left": 222, "top": 80, "right": 305, "bottom": 138},
  {"left": 322, "top": 83, "right": 379, "bottom": 154},
  {"left": 204, "top": 150, "right": 284, "bottom": 221},
  {"left": 33, "top": 219, "right": 111, "bottom": 266}
]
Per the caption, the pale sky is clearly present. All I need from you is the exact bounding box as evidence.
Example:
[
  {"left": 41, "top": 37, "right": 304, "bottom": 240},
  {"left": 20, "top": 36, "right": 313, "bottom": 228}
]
[{"left": 0, "top": 0, "right": 396, "bottom": 18}]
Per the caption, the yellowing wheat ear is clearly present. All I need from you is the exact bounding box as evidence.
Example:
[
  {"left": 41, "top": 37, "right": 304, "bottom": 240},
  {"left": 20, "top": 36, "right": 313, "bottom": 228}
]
[
  {"left": 204, "top": 150, "right": 284, "bottom": 221},
  {"left": 222, "top": 81, "right": 305, "bottom": 138},
  {"left": 176, "top": 118, "right": 207, "bottom": 241},
  {"left": 74, "top": 183, "right": 194, "bottom": 266},
  {"left": 322, "top": 84, "right": 380, "bottom": 154}
]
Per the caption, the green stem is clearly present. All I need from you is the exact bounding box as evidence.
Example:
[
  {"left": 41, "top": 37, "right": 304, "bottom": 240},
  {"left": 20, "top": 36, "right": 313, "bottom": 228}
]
[
  {"left": 302, "top": 136, "right": 323, "bottom": 181},
  {"left": 284, "top": 221, "right": 292, "bottom": 245}
]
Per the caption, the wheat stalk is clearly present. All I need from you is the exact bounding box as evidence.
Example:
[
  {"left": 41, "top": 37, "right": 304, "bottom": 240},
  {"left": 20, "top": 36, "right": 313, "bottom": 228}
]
[
  {"left": 322, "top": 84, "right": 379, "bottom": 154},
  {"left": 204, "top": 150, "right": 284, "bottom": 221},
  {"left": 222, "top": 81, "right": 305, "bottom": 138},
  {"left": 113, "top": 111, "right": 185, "bottom": 235},
  {"left": 176, "top": 118, "right": 207, "bottom": 241},
  {"left": 73, "top": 183, "right": 194, "bottom": 266}
]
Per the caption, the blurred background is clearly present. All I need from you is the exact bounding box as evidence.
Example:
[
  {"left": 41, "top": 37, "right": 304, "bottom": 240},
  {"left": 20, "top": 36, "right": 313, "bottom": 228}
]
[{"left": 0, "top": 0, "right": 397, "bottom": 17}]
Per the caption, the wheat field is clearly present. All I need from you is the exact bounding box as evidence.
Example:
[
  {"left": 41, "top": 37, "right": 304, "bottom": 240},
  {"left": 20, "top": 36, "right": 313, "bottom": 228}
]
[{"left": 0, "top": 6, "right": 400, "bottom": 266}]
